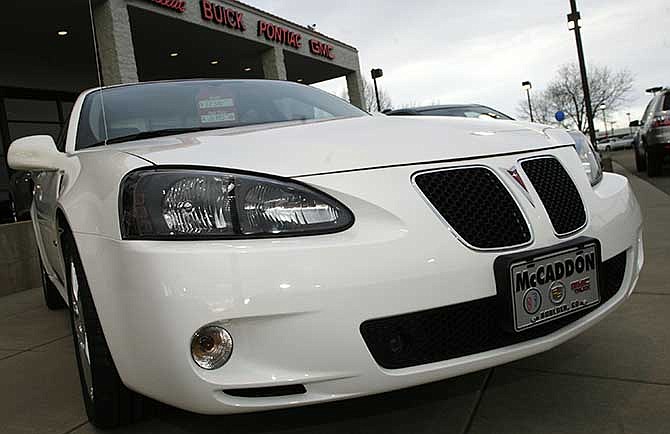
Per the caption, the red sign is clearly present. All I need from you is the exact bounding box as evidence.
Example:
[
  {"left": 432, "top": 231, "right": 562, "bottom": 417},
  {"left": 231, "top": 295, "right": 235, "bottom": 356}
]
[
  {"left": 200, "top": 0, "right": 246, "bottom": 31},
  {"left": 309, "top": 39, "right": 335, "bottom": 60},
  {"left": 147, "top": 0, "right": 185, "bottom": 13},
  {"left": 257, "top": 20, "right": 302, "bottom": 49}
]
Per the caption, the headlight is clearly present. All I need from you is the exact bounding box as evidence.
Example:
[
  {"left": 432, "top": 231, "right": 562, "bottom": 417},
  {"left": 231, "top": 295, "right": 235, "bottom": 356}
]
[
  {"left": 567, "top": 130, "right": 602, "bottom": 186},
  {"left": 120, "top": 169, "right": 354, "bottom": 240}
]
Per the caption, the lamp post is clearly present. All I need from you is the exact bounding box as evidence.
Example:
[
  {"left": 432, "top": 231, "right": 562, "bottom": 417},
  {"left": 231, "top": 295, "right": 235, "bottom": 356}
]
[
  {"left": 600, "top": 103, "right": 608, "bottom": 139},
  {"left": 371, "top": 68, "right": 384, "bottom": 112},
  {"left": 626, "top": 112, "right": 632, "bottom": 135},
  {"left": 522, "top": 81, "right": 534, "bottom": 122},
  {"left": 568, "top": 0, "right": 597, "bottom": 146}
]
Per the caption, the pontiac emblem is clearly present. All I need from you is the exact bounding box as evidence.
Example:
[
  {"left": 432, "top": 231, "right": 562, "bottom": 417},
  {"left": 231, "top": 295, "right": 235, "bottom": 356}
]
[
  {"left": 507, "top": 167, "right": 527, "bottom": 191},
  {"left": 504, "top": 165, "right": 534, "bottom": 207}
]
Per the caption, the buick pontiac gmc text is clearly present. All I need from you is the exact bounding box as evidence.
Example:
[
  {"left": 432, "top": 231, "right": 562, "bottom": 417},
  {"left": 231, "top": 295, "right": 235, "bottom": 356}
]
[{"left": 8, "top": 80, "right": 643, "bottom": 428}]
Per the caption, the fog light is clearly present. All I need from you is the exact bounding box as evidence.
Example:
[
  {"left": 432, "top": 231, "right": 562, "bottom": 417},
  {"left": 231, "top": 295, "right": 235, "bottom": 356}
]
[{"left": 191, "top": 325, "right": 233, "bottom": 370}]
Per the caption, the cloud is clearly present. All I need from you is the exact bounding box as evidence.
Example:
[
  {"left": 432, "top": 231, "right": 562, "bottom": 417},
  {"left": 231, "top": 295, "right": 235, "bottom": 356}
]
[{"left": 250, "top": 0, "right": 669, "bottom": 126}]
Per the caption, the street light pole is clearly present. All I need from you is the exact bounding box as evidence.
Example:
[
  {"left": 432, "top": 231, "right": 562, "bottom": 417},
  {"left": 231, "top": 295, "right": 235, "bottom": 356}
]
[
  {"left": 600, "top": 104, "right": 608, "bottom": 138},
  {"left": 626, "top": 112, "right": 632, "bottom": 135},
  {"left": 522, "top": 81, "right": 534, "bottom": 122},
  {"left": 371, "top": 68, "right": 384, "bottom": 112},
  {"left": 568, "top": 0, "right": 597, "bottom": 145}
]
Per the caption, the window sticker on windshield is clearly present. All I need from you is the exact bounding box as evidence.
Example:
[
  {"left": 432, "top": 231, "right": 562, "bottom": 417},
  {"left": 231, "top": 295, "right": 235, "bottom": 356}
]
[{"left": 196, "top": 89, "right": 237, "bottom": 124}]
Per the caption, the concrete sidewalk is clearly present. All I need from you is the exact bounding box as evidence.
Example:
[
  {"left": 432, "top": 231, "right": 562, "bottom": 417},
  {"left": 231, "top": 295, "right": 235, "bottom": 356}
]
[{"left": 0, "top": 164, "right": 668, "bottom": 434}]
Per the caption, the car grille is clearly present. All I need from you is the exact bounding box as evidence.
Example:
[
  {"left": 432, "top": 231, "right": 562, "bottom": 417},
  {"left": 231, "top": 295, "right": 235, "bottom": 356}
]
[
  {"left": 360, "top": 251, "right": 627, "bottom": 370},
  {"left": 521, "top": 157, "right": 587, "bottom": 235},
  {"left": 414, "top": 167, "right": 531, "bottom": 249}
]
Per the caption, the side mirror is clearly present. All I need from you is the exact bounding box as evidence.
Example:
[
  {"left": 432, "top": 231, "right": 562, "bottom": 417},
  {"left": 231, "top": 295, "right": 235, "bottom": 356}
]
[
  {"left": 629, "top": 120, "right": 640, "bottom": 127},
  {"left": 7, "top": 135, "right": 65, "bottom": 171}
]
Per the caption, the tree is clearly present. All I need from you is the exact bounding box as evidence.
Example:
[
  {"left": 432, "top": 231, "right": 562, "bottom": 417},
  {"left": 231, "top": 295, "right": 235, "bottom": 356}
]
[
  {"left": 517, "top": 93, "right": 557, "bottom": 126},
  {"left": 341, "top": 79, "right": 393, "bottom": 112},
  {"left": 517, "top": 63, "right": 634, "bottom": 134}
]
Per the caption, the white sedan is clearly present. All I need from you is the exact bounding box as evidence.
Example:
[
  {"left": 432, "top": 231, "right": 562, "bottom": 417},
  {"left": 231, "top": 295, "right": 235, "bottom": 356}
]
[
  {"left": 8, "top": 80, "right": 643, "bottom": 429},
  {"left": 596, "top": 136, "right": 634, "bottom": 152}
]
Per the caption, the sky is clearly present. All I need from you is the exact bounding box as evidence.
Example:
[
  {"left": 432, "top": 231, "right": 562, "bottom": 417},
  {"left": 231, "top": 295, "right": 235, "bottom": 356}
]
[{"left": 248, "top": 0, "right": 669, "bottom": 130}]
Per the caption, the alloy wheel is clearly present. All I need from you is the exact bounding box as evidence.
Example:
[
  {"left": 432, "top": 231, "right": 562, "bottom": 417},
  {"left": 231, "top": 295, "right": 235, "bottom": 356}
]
[{"left": 71, "top": 260, "right": 94, "bottom": 402}]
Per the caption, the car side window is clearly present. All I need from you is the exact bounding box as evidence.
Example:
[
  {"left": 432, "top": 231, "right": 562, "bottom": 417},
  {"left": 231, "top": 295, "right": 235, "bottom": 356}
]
[
  {"left": 641, "top": 99, "right": 655, "bottom": 125},
  {"left": 662, "top": 94, "right": 670, "bottom": 112}
]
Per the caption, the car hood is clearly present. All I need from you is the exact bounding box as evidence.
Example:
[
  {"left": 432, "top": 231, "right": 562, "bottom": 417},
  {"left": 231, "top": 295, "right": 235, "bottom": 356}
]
[{"left": 109, "top": 116, "right": 575, "bottom": 178}]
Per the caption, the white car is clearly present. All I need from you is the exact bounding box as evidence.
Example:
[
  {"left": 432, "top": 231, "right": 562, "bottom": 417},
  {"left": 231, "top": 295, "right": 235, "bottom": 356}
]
[
  {"left": 596, "top": 136, "right": 634, "bottom": 152},
  {"left": 8, "top": 80, "right": 643, "bottom": 429}
]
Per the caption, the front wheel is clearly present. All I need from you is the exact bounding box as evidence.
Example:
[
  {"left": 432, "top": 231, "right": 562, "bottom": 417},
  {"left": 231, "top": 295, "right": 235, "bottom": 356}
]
[{"left": 62, "top": 229, "right": 145, "bottom": 429}]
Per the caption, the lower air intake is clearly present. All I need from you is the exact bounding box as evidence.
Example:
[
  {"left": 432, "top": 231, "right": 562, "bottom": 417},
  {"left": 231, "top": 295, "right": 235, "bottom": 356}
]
[
  {"left": 223, "top": 384, "right": 306, "bottom": 398},
  {"left": 360, "top": 251, "right": 627, "bottom": 369}
]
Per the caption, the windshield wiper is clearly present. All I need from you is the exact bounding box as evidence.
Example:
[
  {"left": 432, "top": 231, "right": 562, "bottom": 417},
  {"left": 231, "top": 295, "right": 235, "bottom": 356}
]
[{"left": 89, "top": 126, "right": 228, "bottom": 147}]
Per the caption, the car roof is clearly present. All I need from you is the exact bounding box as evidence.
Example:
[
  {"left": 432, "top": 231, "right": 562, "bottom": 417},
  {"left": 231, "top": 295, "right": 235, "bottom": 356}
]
[
  {"left": 386, "top": 104, "right": 513, "bottom": 119},
  {"left": 397, "top": 104, "right": 492, "bottom": 112}
]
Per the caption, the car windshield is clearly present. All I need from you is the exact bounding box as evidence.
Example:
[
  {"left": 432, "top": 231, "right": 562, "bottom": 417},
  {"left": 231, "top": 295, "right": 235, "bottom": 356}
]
[{"left": 76, "top": 80, "right": 367, "bottom": 149}]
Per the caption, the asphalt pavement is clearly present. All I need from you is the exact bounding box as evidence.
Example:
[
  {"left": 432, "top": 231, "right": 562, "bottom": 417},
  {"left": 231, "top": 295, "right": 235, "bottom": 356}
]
[{"left": 1, "top": 149, "right": 668, "bottom": 434}]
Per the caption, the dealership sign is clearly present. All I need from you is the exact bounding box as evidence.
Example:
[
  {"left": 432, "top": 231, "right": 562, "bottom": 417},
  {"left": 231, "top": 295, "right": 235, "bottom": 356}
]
[
  {"left": 309, "top": 39, "right": 334, "bottom": 59},
  {"left": 154, "top": 0, "right": 334, "bottom": 59},
  {"left": 258, "top": 20, "right": 302, "bottom": 49},
  {"left": 200, "top": 0, "right": 246, "bottom": 31},
  {"left": 146, "top": 0, "right": 185, "bottom": 13}
]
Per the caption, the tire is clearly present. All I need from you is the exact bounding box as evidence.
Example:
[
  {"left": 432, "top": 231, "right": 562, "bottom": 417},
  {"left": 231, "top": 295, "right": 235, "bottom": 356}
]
[
  {"left": 647, "top": 149, "right": 662, "bottom": 177},
  {"left": 61, "top": 229, "right": 145, "bottom": 429},
  {"left": 605, "top": 145, "right": 611, "bottom": 152},
  {"left": 40, "top": 259, "right": 66, "bottom": 310},
  {"left": 635, "top": 147, "right": 647, "bottom": 172}
]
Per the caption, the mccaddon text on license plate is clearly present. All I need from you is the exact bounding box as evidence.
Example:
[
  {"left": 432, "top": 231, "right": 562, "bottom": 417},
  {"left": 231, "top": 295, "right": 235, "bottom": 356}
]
[
  {"left": 514, "top": 251, "right": 596, "bottom": 292},
  {"left": 510, "top": 245, "right": 599, "bottom": 331}
]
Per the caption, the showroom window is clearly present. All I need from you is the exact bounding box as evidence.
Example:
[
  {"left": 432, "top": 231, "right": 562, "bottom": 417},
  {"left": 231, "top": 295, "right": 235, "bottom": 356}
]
[{"left": 0, "top": 88, "right": 77, "bottom": 223}]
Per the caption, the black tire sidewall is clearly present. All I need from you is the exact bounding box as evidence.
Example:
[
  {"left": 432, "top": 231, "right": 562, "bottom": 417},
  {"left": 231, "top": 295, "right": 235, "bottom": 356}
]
[
  {"left": 646, "top": 148, "right": 661, "bottom": 177},
  {"left": 62, "top": 234, "right": 97, "bottom": 421},
  {"left": 39, "top": 259, "right": 65, "bottom": 310},
  {"left": 635, "top": 148, "right": 646, "bottom": 172},
  {"left": 61, "top": 231, "right": 143, "bottom": 428}
]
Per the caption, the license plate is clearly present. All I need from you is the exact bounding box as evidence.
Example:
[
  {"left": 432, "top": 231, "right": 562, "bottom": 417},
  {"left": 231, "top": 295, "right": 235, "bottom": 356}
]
[{"left": 506, "top": 241, "right": 600, "bottom": 331}]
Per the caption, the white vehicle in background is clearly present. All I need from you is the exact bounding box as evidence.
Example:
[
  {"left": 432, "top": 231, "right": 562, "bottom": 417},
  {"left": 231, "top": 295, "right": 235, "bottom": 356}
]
[
  {"left": 596, "top": 136, "right": 634, "bottom": 152},
  {"left": 8, "top": 80, "right": 643, "bottom": 429}
]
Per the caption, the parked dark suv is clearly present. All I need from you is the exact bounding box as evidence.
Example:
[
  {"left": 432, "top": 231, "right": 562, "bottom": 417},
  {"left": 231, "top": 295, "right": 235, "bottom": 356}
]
[
  {"left": 386, "top": 104, "right": 513, "bottom": 120},
  {"left": 632, "top": 88, "right": 670, "bottom": 177}
]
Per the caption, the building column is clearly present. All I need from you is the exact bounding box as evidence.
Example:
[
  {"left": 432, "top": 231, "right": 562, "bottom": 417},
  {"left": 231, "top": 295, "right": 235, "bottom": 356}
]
[
  {"left": 346, "top": 71, "right": 365, "bottom": 110},
  {"left": 261, "top": 47, "right": 287, "bottom": 81},
  {"left": 93, "top": 0, "right": 139, "bottom": 85}
]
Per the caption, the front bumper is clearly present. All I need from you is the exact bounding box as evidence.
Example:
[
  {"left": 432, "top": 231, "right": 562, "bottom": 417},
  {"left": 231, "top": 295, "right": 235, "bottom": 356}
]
[{"left": 74, "top": 147, "right": 643, "bottom": 414}]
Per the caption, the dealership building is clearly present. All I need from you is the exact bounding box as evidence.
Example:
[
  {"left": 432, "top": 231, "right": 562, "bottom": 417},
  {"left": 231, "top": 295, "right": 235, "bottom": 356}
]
[{"left": 0, "top": 0, "right": 364, "bottom": 294}]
